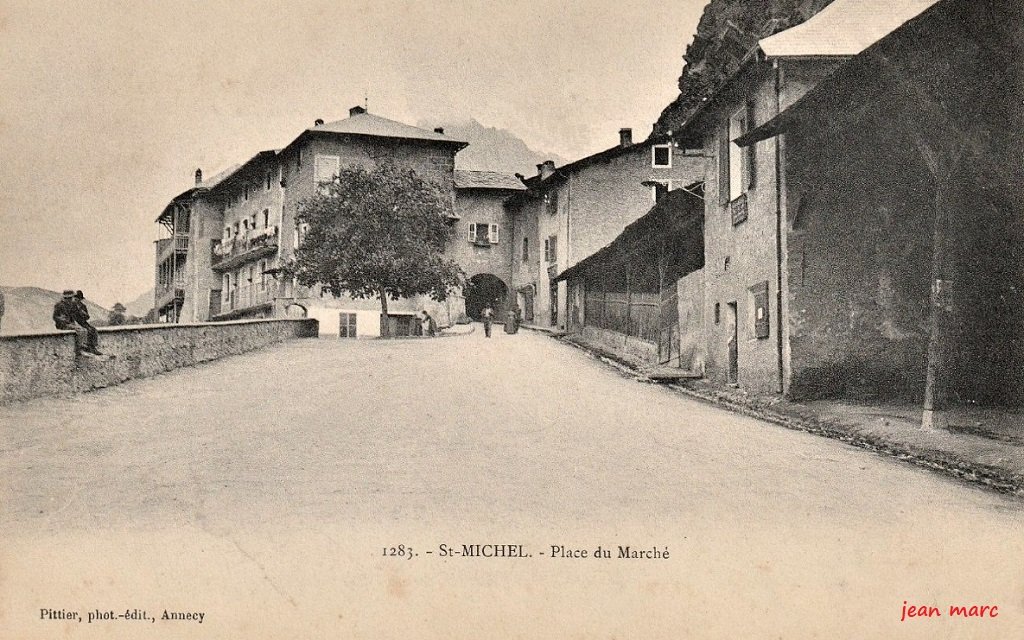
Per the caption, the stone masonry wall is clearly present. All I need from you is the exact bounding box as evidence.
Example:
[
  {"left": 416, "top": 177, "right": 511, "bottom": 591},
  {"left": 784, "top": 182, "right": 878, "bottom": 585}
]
[{"left": 0, "top": 318, "right": 318, "bottom": 405}]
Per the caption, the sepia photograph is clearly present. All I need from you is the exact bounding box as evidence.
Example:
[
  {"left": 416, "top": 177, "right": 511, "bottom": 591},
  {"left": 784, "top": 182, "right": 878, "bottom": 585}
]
[{"left": 0, "top": 0, "right": 1021, "bottom": 637}]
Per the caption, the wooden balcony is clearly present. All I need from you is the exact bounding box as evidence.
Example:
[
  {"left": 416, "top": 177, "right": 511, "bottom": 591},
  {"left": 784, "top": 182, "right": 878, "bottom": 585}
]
[{"left": 211, "top": 226, "right": 279, "bottom": 272}]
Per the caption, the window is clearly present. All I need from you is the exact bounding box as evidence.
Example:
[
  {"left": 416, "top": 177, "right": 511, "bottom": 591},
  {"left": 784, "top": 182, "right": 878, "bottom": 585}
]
[
  {"left": 224, "top": 226, "right": 231, "bottom": 240},
  {"left": 263, "top": 209, "right": 270, "bottom": 228},
  {"left": 259, "top": 260, "right": 267, "bottom": 289},
  {"left": 544, "top": 235, "right": 558, "bottom": 263},
  {"left": 339, "top": 312, "right": 358, "bottom": 338},
  {"left": 223, "top": 274, "right": 231, "bottom": 301},
  {"left": 242, "top": 219, "right": 249, "bottom": 233},
  {"left": 652, "top": 144, "right": 672, "bottom": 168},
  {"left": 720, "top": 103, "right": 757, "bottom": 212},
  {"left": 651, "top": 180, "right": 671, "bottom": 202},
  {"left": 233, "top": 222, "right": 240, "bottom": 236},
  {"left": 467, "top": 223, "right": 498, "bottom": 245},
  {"left": 248, "top": 266, "right": 255, "bottom": 285},
  {"left": 250, "top": 214, "right": 257, "bottom": 230},
  {"left": 544, "top": 190, "right": 559, "bottom": 216},
  {"left": 522, "top": 237, "right": 529, "bottom": 262},
  {"left": 315, "top": 155, "right": 340, "bottom": 191},
  {"left": 266, "top": 173, "right": 272, "bottom": 190},
  {"left": 750, "top": 281, "right": 770, "bottom": 339}
]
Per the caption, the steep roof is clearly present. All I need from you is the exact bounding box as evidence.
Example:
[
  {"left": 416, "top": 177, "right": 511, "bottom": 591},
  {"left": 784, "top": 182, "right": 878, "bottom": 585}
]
[
  {"left": 759, "top": 0, "right": 939, "bottom": 57},
  {"left": 506, "top": 133, "right": 672, "bottom": 204},
  {"left": 155, "top": 162, "right": 242, "bottom": 223},
  {"left": 454, "top": 170, "right": 526, "bottom": 191},
  {"left": 303, "top": 112, "right": 468, "bottom": 147}
]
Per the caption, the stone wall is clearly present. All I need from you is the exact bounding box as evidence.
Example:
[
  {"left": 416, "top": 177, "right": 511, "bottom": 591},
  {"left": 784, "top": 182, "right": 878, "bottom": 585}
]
[
  {"left": 676, "top": 269, "right": 706, "bottom": 374},
  {"left": 0, "top": 318, "right": 318, "bottom": 405},
  {"left": 582, "top": 325, "right": 658, "bottom": 365}
]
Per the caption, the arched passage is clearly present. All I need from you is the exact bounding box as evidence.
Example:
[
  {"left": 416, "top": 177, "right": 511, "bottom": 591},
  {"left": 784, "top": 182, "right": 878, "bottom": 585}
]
[
  {"left": 284, "top": 303, "right": 308, "bottom": 318},
  {"left": 464, "top": 273, "right": 508, "bottom": 321}
]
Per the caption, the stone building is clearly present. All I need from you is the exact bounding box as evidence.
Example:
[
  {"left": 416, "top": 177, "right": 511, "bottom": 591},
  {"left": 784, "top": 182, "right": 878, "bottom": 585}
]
[
  {"left": 451, "top": 170, "right": 526, "bottom": 320},
  {"left": 154, "top": 107, "right": 523, "bottom": 337},
  {"left": 505, "top": 129, "right": 704, "bottom": 329},
  {"left": 664, "top": 0, "right": 941, "bottom": 396},
  {"left": 732, "top": 0, "right": 1023, "bottom": 407}
]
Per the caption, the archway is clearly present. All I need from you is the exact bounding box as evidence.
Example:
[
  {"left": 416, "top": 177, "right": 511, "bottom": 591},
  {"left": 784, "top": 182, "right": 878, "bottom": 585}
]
[
  {"left": 284, "top": 303, "right": 307, "bottom": 318},
  {"left": 464, "top": 273, "right": 508, "bottom": 321}
]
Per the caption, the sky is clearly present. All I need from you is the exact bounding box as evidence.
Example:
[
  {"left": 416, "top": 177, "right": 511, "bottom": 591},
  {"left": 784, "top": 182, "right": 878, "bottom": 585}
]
[{"left": 0, "top": 0, "right": 707, "bottom": 308}]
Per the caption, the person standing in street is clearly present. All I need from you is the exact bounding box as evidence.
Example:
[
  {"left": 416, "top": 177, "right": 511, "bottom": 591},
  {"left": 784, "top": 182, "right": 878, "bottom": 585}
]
[
  {"left": 73, "top": 290, "right": 103, "bottom": 355},
  {"left": 420, "top": 310, "right": 437, "bottom": 337},
  {"left": 481, "top": 304, "right": 494, "bottom": 338}
]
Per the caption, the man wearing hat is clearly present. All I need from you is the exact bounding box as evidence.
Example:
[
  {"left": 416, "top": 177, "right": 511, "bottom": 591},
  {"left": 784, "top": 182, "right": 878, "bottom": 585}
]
[
  {"left": 73, "top": 290, "right": 102, "bottom": 355},
  {"left": 52, "top": 290, "right": 100, "bottom": 355}
]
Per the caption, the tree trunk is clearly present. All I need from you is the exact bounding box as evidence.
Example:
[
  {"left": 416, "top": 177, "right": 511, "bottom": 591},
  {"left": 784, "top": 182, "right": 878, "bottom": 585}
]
[{"left": 379, "top": 289, "right": 391, "bottom": 338}]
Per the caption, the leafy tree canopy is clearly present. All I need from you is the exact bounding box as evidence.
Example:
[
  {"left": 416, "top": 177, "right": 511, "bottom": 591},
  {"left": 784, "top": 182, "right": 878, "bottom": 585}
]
[{"left": 289, "top": 161, "right": 463, "bottom": 335}]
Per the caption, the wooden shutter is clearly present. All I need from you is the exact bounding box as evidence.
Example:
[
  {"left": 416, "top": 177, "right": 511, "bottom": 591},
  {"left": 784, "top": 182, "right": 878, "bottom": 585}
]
[
  {"left": 468, "top": 223, "right": 476, "bottom": 242},
  {"left": 744, "top": 102, "right": 757, "bottom": 190},
  {"left": 718, "top": 123, "right": 731, "bottom": 205},
  {"left": 489, "top": 224, "right": 499, "bottom": 244}
]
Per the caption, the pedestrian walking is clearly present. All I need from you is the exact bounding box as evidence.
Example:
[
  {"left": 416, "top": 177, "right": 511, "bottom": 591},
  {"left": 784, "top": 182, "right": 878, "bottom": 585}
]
[
  {"left": 482, "top": 304, "right": 494, "bottom": 338},
  {"left": 73, "top": 290, "right": 103, "bottom": 355}
]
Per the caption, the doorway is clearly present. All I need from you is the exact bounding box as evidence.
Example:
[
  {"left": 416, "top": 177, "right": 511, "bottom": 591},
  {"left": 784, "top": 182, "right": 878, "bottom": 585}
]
[
  {"left": 465, "top": 273, "right": 508, "bottom": 320},
  {"left": 726, "top": 301, "right": 738, "bottom": 384}
]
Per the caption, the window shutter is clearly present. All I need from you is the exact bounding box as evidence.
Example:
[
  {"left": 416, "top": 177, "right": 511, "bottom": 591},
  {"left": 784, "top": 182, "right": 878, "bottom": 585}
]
[
  {"left": 489, "top": 224, "right": 499, "bottom": 244},
  {"left": 744, "top": 102, "right": 757, "bottom": 190},
  {"left": 719, "top": 123, "right": 731, "bottom": 205},
  {"left": 314, "top": 155, "right": 340, "bottom": 186},
  {"left": 468, "top": 223, "right": 476, "bottom": 242}
]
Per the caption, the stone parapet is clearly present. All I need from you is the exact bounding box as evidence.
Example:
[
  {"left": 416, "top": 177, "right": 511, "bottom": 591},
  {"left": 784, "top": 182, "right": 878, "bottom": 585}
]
[{"left": 0, "top": 318, "right": 318, "bottom": 404}]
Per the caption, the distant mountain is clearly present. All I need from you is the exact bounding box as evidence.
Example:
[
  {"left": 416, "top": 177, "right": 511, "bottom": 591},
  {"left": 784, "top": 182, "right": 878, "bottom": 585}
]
[
  {"left": 0, "top": 286, "right": 110, "bottom": 335},
  {"left": 417, "top": 118, "right": 567, "bottom": 177},
  {"left": 122, "top": 288, "right": 154, "bottom": 319}
]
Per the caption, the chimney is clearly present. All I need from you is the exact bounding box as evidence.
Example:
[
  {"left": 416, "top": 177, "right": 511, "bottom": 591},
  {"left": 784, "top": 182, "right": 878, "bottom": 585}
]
[
  {"left": 314, "top": 118, "right": 324, "bottom": 126},
  {"left": 619, "top": 128, "right": 633, "bottom": 147},
  {"left": 434, "top": 127, "right": 445, "bottom": 134},
  {"left": 194, "top": 168, "right": 202, "bottom": 186},
  {"left": 349, "top": 105, "right": 367, "bottom": 117},
  {"left": 538, "top": 160, "right": 556, "bottom": 180}
]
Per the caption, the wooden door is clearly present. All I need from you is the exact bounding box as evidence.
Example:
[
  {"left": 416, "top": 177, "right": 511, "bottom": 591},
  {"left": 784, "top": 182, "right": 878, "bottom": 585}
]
[{"left": 726, "top": 302, "right": 738, "bottom": 384}]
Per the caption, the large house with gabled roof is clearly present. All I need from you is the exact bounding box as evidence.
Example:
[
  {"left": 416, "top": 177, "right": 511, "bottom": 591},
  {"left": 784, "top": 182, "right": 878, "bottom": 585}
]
[{"left": 154, "top": 106, "right": 525, "bottom": 336}]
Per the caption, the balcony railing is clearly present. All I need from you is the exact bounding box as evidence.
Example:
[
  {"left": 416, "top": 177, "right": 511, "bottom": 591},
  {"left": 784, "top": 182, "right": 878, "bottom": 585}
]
[
  {"left": 156, "top": 274, "right": 186, "bottom": 295},
  {"left": 156, "top": 234, "right": 190, "bottom": 262},
  {"left": 220, "top": 282, "right": 277, "bottom": 314},
  {"left": 212, "top": 226, "right": 278, "bottom": 271}
]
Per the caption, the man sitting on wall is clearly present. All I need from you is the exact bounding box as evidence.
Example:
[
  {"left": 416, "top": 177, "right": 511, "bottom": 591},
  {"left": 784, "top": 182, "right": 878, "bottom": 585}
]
[
  {"left": 52, "top": 290, "right": 102, "bottom": 356},
  {"left": 73, "top": 290, "right": 103, "bottom": 355}
]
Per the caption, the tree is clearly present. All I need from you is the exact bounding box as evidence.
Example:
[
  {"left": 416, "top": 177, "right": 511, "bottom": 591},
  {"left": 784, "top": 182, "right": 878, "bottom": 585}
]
[
  {"left": 289, "top": 161, "right": 464, "bottom": 337},
  {"left": 108, "top": 303, "right": 127, "bottom": 326}
]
